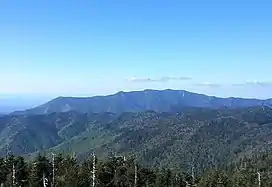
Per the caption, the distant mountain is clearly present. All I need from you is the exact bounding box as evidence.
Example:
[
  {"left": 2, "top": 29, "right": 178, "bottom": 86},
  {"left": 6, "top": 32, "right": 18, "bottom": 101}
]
[
  {"left": 2, "top": 106, "right": 272, "bottom": 172},
  {"left": 0, "top": 106, "right": 21, "bottom": 114},
  {"left": 12, "top": 89, "right": 272, "bottom": 115},
  {"left": 0, "top": 106, "right": 29, "bottom": 114},
  {"left": 0, "top": 96, "right": 52, "bottom": 114}
]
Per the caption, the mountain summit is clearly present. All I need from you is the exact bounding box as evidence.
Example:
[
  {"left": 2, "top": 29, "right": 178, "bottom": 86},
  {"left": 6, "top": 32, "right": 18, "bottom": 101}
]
[{"left": 12, "top": 89, "right": 272, "bottom": 115}]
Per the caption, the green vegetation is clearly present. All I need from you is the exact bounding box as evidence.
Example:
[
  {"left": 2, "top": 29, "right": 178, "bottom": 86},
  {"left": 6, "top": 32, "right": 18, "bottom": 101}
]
[
  {"left": 0, "top": 152, "right": 271, "bottom": 186},
  {"left": 1, "top": 106, "right": 272, "bottom": 175}
]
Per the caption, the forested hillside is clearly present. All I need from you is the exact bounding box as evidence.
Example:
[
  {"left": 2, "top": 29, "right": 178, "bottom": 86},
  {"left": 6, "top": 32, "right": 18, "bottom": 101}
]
[
  {"left": 0, "top": 112, "right": 116, "bottom": 155},
  {"left": 0, "top": 151, "right": 271, "bottom": 186},
  {"left": 1, "top": 106, "right": 272, "bottom": 175}
]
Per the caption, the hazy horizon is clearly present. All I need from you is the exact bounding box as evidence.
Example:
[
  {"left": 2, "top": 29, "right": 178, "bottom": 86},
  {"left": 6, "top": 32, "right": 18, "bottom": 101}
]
[
  {"left": 1, "top": 87, "right": 272, "bottom": 114},
  {"left": 2, "top": 87, "right": 272, "bottom": 100}
]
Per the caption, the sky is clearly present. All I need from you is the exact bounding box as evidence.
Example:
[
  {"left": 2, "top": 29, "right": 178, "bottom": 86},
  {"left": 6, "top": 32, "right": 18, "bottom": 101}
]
[{"left": 0, "top": 0, "right": 272, "bottom": 99}]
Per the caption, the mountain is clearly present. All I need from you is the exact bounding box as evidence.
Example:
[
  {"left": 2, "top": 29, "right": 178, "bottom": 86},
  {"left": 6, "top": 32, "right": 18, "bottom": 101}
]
[
  {"left": 0, "top": 112, "right": 116, "bottom": 156},
  {"left": 2, "top": 106, "right": 272, "bottom": 172},
  {"left": 55, "top": 106, "right": 272, "bottom": 172},
  {"left": 12, "top": 89, "right": 272, "bottom": 115}
]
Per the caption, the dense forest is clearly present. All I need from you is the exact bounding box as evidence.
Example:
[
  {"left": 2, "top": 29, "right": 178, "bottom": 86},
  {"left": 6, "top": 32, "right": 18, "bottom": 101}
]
[
  {"left": 1, "top": 106, "right": 272, "bottom": 177},
  {"left": 1, "top": 93, "right": 272, "bottom": 186},
  {"left": 0, "top": 151, "right": 271, "bottom": 187}
]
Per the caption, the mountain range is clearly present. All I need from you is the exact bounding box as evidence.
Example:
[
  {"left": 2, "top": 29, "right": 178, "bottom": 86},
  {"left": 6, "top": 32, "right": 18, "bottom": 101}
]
[
  {"left": 1, "top": 89, "right": 272, "bottom": 172},
  {"left": 11, "top": 89, "right": 272, "bottom": 115},
  {"left": 1, "top": 106, "right": 272, "bottom": 171}
]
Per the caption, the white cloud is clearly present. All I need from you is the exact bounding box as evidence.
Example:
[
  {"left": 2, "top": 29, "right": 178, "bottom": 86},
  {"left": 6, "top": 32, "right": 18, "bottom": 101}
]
[
  {"left": 128, "top": 76, "right": 192, "bottom": 83},
  {"left": 232, "top": 81, "right": 272, "bottom": 87},
  {"left": 194, "top": 82, "right": 221, "bottom": 87}
]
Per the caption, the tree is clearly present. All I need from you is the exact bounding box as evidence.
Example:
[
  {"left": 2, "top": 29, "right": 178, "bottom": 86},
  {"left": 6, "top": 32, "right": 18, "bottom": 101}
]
[
  {"left": 15, "top": 156, "right": 28, "bottom": 187},
  {"left": 29, "top": 154, "right": 52, "bottom": 187},
  {"left": 198, "top": 170, "right": 232, "bottom": 187},
  {"left": 0, "top": 158, "right": 8, "bottom": 186},
  {"left": 55, "top": 155, "right": 79, "bottom": 187}
]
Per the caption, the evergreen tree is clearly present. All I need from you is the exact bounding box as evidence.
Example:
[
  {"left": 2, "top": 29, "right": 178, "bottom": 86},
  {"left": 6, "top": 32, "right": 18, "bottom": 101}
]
[
  {"left": 0, "top": 151, "right": 271, "bottom": 187},
  {"left": 56, "top": 155, "right": 79, "bottom": 187},
  {"left": 15, "top": 156, "right": 28, "bottom": 187},
  {"left": 0, "top": 158, "right": 8, "bottom": 186},
  {"left": 29, "top": 154, "right": 51, "bottom": 187}
]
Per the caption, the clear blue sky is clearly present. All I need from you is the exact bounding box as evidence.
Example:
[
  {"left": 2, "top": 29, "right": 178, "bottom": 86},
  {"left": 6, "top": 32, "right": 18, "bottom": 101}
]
[{"left": 1, "top": 0, "right": 272, "bottom": 98}]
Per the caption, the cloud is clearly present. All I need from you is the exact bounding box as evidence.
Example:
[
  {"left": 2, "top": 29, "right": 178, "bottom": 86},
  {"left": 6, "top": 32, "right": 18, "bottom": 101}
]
[
  {"left": 194, "top": 81, "right": 272, "bottom": 88},
  {"left": 194, "top": 82, "right": 221, "bottom": 87},
  {"left": 232, "top": 81, "right": 272, "bottom": 87},
  {"left": 128, "top": 76, "right": 192, "bottom": 83}
]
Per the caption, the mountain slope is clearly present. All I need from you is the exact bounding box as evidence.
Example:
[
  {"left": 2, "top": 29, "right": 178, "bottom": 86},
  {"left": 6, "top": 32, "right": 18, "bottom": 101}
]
[
  {"left": 12, "top": 89, "right": 272, "bottom": 115},
  {"left": 90, "top": 107, "right": 272, "bottom": 171},
  {"left": 0, "top": 112, "right": 116, "bottom": 156},
  {"left": 4, "top": 106, "right": 270, "bottom": 172},
  {"left": 0, "top": 115, "right": 61, "bottom": 155}
]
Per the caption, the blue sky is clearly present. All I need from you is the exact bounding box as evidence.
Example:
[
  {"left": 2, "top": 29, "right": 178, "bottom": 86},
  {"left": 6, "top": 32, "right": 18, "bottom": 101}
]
[{"left": 0, "top": 0, "right": 272, "bottom": 99}]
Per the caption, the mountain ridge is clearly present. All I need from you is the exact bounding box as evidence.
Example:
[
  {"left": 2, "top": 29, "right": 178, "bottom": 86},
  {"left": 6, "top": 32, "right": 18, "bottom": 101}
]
[
  {"left": 11, "top": 89, "right": 272, "bottom": 115},
  {"left": 1, "top": 106, "right": 272, "bottom": 172}
]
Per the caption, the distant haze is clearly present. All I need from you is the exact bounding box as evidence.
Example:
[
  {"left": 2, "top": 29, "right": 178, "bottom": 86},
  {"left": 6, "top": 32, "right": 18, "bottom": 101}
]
[
  {"left": 0, "top": 95, "right": 53, "bottom": 113},
  {"left": 2, "top": 87, "right": 272, "bottom": 114}
]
